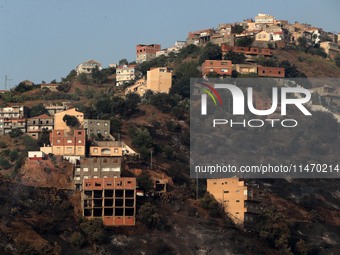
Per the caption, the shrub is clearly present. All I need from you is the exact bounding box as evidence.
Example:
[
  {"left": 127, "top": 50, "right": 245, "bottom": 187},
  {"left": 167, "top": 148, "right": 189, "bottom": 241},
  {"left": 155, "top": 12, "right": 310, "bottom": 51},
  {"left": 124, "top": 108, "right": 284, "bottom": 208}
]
[
  {"left": 0, "top": 158, "right": 12, "bottom": 170},
  {"left": 0, "top": 141, "right": 7, "bottom": 148},
  {"left": 69, "top": 232, "right": 85, "bottom": 248}
]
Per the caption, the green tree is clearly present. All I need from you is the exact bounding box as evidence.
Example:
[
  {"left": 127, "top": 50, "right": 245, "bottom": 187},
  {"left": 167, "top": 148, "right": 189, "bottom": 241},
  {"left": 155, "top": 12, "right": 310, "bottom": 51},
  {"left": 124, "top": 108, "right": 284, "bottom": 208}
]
[
  {"left": 224, "top": 50, "right": 246, "bottom": 64},
  {"left": 124, "top": 93, "right": 141, "bottom": 117},
  {"left": 170, "top": 61, "right": 201, "bottom": 98},
  {"left": 297, "top": 36, "right": 308, "bottom": 49},
  {"left": 118, "top": 58, "right": 128, "bottom": 66},
  {"left": 334, "top": 53, "right": 340, "bottom": 67},
  {"left": 137, "top": 202, "right": 164, "bottom": 229},
  {"left": 279, "top": 60, "right": 306, "bottom": 78},
  {"left": 63, "top": 114, "right": 80, "bottom": 128},
  {"left": 236, "top": 36, "right": 254, "bottom": 47},
  {"left": 30, "top": 104, "right": 48, "bottom": 117},
  {"left": 91, "top": 66, "right": 102, "bottom": 84},
  {"left": 78, "top": 73, "right": 89, "bottom": 84},
  {"left": 198, "top": 43, "right": 222, "bottom": 64},
  {"left": 9, "top": 128, "right": 23, "bottom": 138}
]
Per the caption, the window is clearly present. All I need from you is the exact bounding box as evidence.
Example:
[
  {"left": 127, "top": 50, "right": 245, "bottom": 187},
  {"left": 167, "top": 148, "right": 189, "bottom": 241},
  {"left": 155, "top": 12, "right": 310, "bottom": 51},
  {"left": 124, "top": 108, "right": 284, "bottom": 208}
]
[
  {"left": 94, "top": 167, "right": 98, "bottom": 172},
  {"left": 57, "top": 139, "right": 61, "bottom": 144},
  {"left": 93, "top": 148, "right": 98, "bottom": 153},
  {"left": 224, "top": 191, "right": 229, "bottom": 193},
  {"left": 236, "top": 190, "right": 240, "bottom": 193},
  {"left": 67, "top": 139, "right": 72, "bottom": 144},
  {"left": 236, "top": 200, "right": 240, "bottom": 202},
  {"left": 78, "top": 139, "right": 82, "bottom": 144},
  {"left": 83, "top": 168, "right": 88, "bottom": 172}
]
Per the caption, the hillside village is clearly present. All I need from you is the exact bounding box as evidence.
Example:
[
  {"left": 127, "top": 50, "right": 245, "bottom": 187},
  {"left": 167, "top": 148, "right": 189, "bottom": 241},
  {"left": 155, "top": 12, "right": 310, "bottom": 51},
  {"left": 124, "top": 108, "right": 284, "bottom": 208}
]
[{"left": 0, "top": 13, "right": 340, "bottom": 255}]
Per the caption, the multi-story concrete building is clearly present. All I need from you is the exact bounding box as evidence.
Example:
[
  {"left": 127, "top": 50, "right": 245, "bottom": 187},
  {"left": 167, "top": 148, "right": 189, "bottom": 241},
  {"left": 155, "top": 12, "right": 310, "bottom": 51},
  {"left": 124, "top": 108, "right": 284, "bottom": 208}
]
[
  {"left": 44, "top": 102, "right": 68, "bottom": 116},
  {"left": 1, "top": 118, "right": 27, "bottom": 135},
  {"left": 0, "top": 106, "right": 29, "bottom": 119},
  {"left": 76, "top": 60, "right": 102, "bottom": 75},
  {"left": 207, "top": 178, "right": 262, "bottom": 226},
  {"left": 47, "top": 129, "right": 86, "bottom": 157},
  {"left": 319, "top": 41, "right": 340, "bottom": 59},
  {"left": 116, "top": 65, "right": 137, "bottom": 86},
  {"left": 44, "top": 102, "right": 69, "bottom": 116},
  {"left": 84, "top": 119, "right": 110, "bottom": 139},
  {"left": 146, "top": 67, "right": 172, "bottom": 94},
  {"left": 187, "top": 29, "right": 214, "bottom": 45},
  {"left": 136, "top": 44, "right": 161, "bottom": 63},
  {"left": 89, "top": 141, "right": 123, "bottom": 157},
  {"left": 254, "top": 13, "right": 276, "bottom": 24},
  {"left": 82, "top": 177, "right": 136, "bottom": 226},
  {"left": 74, "top": 157, "right": 122, "bottom": 190},
  {"left": 27, "top": 114, "right": 54, "bottom": 139},
  {"left": 54, "top": 108, "right": 84, "bottom": 131},
  {"left": 201, "top": 60, "right": 232, "bottom": 77},
  {"left": 0, "top": 106, "right": 29, "bottom": 135}
]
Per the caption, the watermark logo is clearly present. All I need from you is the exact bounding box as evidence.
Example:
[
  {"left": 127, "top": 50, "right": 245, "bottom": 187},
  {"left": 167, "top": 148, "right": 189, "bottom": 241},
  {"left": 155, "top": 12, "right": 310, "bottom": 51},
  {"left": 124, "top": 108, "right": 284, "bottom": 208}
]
[{"left": 196, "top": 83, "right": 312, "bottom": 116}]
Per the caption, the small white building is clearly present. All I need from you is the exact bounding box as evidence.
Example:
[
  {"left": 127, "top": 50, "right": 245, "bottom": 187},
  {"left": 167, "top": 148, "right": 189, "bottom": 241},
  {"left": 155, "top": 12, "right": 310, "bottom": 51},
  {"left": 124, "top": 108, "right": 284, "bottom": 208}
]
[
  {"left": 76, "top": 60, "right": 102, "bottom": 75},
  {"left": 116, "top": 64, "right": 137, "bottom": 86},
  {"left": 28, "top": 151, "right": 46, "bottom": 160}
]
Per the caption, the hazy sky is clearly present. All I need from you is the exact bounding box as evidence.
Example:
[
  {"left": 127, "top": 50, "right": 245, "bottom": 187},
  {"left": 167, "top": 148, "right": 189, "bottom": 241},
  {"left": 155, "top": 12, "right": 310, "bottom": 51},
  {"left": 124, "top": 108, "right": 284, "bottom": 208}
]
[{"left": 0, "top": 0, "right": 339, "bottom": 88}]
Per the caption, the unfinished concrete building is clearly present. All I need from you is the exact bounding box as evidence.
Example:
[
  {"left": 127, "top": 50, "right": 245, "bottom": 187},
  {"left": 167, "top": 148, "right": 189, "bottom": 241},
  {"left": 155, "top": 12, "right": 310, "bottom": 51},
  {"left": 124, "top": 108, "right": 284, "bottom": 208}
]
[
  {"left": 82, "top": 178, "right": 136, "bottom": 226},
  {"left": 74, "top": 157, "right": 122, "bottom": 190}
]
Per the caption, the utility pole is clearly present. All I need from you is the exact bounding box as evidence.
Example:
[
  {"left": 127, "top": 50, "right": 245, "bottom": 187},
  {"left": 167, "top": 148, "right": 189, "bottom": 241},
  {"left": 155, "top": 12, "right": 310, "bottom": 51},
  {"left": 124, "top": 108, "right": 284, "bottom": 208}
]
[
  {"left": 4, "top": 75, "right": 12, "bottom": 90},
  {"left": 150, "top": 149, "right": 153, "bottom": 169}
]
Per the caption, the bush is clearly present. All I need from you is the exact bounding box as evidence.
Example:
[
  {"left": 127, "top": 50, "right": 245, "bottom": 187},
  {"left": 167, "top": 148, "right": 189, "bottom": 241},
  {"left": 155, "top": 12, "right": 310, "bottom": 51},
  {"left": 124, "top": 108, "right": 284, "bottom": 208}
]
[
  {"left": 0, "top": 141, "right": 7, "bottom": 148},
  {"left": 335, "top": 53, "right": 340, "bottom": 67},
  {"left": 9, "top": 150, "right": 18, "bottom": 162},
  {"left": 137, "top": 202, "right": 164, "bottom": 229},
  {"left": 200, "top": 193, "right": 224, "bottom": 217},
  {"left": 69, "top": 232, "right": 85, "bottom": 248},
  {"left": 80, "top": 218, "right": 107, "bottom": 244},
  {"left": 9, "top": 128, "right": 23, "bottom": 138},
  {"left": 0, "top": 158, "right": 12, "bottom": 170}
]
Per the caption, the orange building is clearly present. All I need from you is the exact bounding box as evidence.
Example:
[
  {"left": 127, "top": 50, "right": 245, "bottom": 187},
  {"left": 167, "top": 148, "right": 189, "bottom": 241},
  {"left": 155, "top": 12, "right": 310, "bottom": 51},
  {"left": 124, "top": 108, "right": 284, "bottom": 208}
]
[
  {"left": 54, "top": 108, "right": 84, "bottom": 131},
  {"left": 257, "top": 66, "right": 285, "bottom": 78},
  {"left": 89, "top": 141, "right": 123, "bottom": 157},
  {"left": 48, "top": 129, "right": 86, "bottom": 156},
  {"left": 82, "top": 177, "right": 136, "bottom": 226},
  {"left": 146, "top": 67, "right": 172, "bottom": 93},
  {"left": 136, "top": 44, "right": 161, "bottom": 63},
  {"left": 207, "top": 178, "right": 262, "bottom": 226},
  {"left": 221, "top": 44, "right": 272, "bottom": 56},
  {"left": 201, "top": 60, "right": 232, "bottom": 76}
]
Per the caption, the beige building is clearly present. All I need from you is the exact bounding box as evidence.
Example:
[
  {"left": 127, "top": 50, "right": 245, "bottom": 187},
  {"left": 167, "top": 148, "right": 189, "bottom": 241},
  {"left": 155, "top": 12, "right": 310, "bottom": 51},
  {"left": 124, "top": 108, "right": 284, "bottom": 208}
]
[
  {"left": 124, "top": 78, "right": 147, "bottom": 96},
  {"left": 255, "top": 13, "right": 275, "bottom": 24},
  {"left": 233, "top": 64, "right": 258, "bottom": 75},
  {"left": 76, "top": 60, "right": 102, "bottom": 75},
  {"left": 54, "top": 108, "right": 84, "bottom": 131},
  {"left": 207, "top": 178, "right": 262, "bottom": 226},
  {"left": 89, "top": 141, "right": 123, "bottom": 157},
  {"left": 116, "top": 64, "right": 138, "bottom": 86},
  {"left": 146, "top": 67, "right": 172, "bottom": 93},
  {"left": 319, "top": 41, "right": 340, "bottom": 59},
  {"left": 255, "top": 31, "right": 272, "bottom": 42}
]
